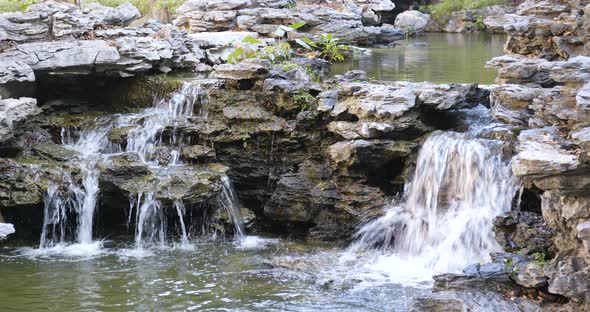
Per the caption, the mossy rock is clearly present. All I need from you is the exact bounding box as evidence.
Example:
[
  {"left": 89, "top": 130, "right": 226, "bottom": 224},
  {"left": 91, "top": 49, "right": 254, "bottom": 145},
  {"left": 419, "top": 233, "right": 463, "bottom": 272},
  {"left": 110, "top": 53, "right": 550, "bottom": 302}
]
[
  {"left": 107, "top": 126, "right": 137, "bottom": 145},
  {"left": 32, "top": 143, "right": 79, "bottom": 161}
]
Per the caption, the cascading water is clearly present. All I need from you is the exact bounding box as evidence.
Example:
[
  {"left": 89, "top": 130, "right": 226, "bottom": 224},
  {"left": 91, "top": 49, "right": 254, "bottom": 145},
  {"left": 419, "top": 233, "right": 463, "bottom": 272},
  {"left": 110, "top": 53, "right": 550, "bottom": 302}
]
[
  {"left": 218, "top": 176, "right": 246, "bottom": 240},
  {"left": 37, "top": 81, "right": 218, "bottom": 251},
  {"left": 344, "top": 131, "right": 517, "bottom": 285}
]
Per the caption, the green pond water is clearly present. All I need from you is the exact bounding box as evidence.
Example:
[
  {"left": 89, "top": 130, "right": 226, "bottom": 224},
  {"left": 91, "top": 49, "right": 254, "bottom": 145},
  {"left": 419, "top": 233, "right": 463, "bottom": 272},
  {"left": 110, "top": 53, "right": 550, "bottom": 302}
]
[
  {"left": 0, "top": 237, "right": 428, "bottom": 311},
  {"left": 331, "top": 33, "right": 507, "bottom": 84}
]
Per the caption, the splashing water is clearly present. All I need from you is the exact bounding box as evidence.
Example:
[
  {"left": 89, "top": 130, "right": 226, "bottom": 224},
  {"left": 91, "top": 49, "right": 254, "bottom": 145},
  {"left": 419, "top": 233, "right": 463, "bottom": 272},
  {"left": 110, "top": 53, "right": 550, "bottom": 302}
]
[
  {"left": 37, "top": 81, "right": 214, "bottom": 253},
  {"left": 133, "top": 193, "right": 166, "bottom": 249},
  {"left": 219, "top": 176, "right": 246, "bottom": 240},
  {"left": 174, "top": 200, "right": 191, "bottom": 249},
  {"left": 344, "top": 131, "right": 517, "bottom": 286},
  {"left": 126, "top": 82, "right": 208, "bottom": 163}
]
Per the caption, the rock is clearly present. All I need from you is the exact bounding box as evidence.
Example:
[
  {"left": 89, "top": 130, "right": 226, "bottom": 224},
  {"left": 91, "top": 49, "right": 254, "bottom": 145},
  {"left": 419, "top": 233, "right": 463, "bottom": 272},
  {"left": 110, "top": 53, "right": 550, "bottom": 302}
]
[
  {"left": 483, "top": 14, "right": 521, "bottom": 33},
  {"left": 155, "top": 164, "right": 228, "bottom": 203},
  {"left": 433, "top": 262, "right": 514, "bottom": 293},
  {"left": 378, "top": 24, "right": 405, "bottom": 42},
  {"left": 578, "top": 221, "right": 590, "bottom": 242},
  {"left": 0, "top": 223, "right": 15, "bottom": 240},
  {"left": 410, "top": 290, "right": 540, "bottom": 312},
  {"left": 515, "top": 262, "right": 548, "bottom": 288},
  {"left": 328, "top": 140, "right": 416, "bottom": 173},
  {"left": 214, "top": 59, "right": 270, "bottom": 80},
  {"left": 0, "top": 158, "right": 46, "bottom": 208},
  {"left": 0, "top": 1, "right": 140, "bottom": 43},
  {"left": 512, "top": 127, "right": 581, "bottom": 182},
  {"left": 394, "top": 10, "right": 434, "bottom": 34},
  {"left": 0, "top": 61, "right": 35, "bottom": 84},
  {"left": 443, "top": 10, "right": 483, "bottom": 33},
  {"left": 181, "top": 145, "right": 216, "bottom": 162},
  {"left": 32, "top": 143, "right": 79, "bottom": 161},
  {"left": 493, "top": 211, "right": 555, "bottom": 256},
  {"left": 0, "top": 97, "right": 41, "bottom": 143},
  {"left": 0, "top": 17, "right": 202, "bottom": 78}
]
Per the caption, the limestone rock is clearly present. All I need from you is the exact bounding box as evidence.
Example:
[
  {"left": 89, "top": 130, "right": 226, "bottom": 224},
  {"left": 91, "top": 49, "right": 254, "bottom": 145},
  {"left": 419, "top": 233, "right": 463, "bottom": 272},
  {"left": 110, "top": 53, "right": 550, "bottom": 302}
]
[
  {"left": 0, "top": 61, "right": 35, "bottom": 84},
  {"left": 515, "top": 262, "right": 548, "bottom": 288},
  {"left": 0, "top": 97, "right": 41, "bottom": 143},
  {"left": 181, "top": 145, "right": 216, "bottom": 162},
  {"left": 214, "top": 59, "right": 270, "bottom": 80},
  {"left": 394, "top": 10, "right": 433, "bottom": 34},
  {"left": 433, "top": 262, "right": 513, "bottom": 293}
]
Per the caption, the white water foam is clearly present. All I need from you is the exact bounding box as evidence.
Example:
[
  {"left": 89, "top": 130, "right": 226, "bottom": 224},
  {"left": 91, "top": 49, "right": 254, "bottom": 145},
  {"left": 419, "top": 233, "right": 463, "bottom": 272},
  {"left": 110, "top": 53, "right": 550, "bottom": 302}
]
[{"left": 339, "top": 131, "right": 517, "bottom": 287}]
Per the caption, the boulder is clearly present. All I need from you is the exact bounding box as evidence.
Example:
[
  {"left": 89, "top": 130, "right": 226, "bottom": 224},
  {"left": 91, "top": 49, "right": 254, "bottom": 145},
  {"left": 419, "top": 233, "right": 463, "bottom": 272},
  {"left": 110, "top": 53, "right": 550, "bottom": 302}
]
[
  {"left": 394, "top": 10, "right": 434, "bottom": 34},
  {"left": 0, "top": 97, "right": 41, "bottom": 143},
  {"left": 0, "top": 1, "right": 140, "bottom": 43}
]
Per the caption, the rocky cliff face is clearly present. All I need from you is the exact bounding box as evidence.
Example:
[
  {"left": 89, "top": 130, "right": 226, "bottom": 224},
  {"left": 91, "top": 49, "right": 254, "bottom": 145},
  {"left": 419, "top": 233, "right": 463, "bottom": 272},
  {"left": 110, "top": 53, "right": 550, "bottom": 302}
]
[{"left": 484, "top": 0, "right": 590, "bottom": 309}]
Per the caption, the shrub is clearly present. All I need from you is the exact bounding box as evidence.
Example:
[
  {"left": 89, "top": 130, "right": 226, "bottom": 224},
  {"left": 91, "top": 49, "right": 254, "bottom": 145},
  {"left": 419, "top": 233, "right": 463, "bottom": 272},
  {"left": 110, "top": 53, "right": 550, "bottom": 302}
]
[{"left": 423, "top": 0, "right": 508, "bottom": 21}]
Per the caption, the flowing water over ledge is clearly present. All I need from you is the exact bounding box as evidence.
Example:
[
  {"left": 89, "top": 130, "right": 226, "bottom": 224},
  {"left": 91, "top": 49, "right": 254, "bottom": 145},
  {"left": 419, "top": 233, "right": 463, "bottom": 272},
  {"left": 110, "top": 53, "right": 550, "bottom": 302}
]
[{"left": 331, "top": 33, "right": 507, "bottom": 84}]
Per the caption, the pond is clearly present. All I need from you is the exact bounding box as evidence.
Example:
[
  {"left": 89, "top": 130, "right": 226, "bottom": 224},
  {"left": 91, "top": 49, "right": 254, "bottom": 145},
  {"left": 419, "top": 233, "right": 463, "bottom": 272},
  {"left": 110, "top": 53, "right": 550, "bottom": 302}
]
[
  {"left": 0, "top": 237, "right": 429, "bottom": 312},
  {"left": 331, "top": 33, "right": 507, "bottom": 84}
]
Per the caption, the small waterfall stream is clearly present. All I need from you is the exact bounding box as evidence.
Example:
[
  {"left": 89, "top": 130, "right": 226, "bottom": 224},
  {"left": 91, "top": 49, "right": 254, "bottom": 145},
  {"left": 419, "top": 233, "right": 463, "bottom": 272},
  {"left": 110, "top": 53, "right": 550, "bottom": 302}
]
[
  {"left": 342, "top": 131, "right": 517, "bottom": 285},
  {"left": 37, "top": 81, "right": 245, "bottom": 251},
  {"left": 219, "top": 176, "right": 246, "bottom": 240}
]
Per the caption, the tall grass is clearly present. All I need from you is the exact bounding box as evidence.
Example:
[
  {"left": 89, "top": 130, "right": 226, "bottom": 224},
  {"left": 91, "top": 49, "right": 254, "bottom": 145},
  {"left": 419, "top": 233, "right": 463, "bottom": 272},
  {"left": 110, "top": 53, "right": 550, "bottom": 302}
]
[{"left": 423, "top": 0, "right": 508, "bottom": 21}]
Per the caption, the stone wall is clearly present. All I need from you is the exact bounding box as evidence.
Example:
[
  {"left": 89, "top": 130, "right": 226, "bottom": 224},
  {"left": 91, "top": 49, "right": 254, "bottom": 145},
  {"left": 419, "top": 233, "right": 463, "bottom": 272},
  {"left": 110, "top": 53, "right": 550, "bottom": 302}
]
[{"left": 485, "top": 0, "right": 590, "bottom": 308}]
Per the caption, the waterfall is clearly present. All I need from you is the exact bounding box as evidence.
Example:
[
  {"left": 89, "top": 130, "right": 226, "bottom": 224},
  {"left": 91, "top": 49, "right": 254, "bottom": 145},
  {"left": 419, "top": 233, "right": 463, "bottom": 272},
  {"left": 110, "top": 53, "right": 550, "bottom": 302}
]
[
  {"left": 348, "top": 131, "right": 516, "bottom": 276},
  {"left": 174, "top": 200, "right": 190, "bottom": 248},
  {"left": 39, "top": 168, "right": 100, "bottom": 248},
  {"left": 37, "top": 81, "right": 216, "bottom": 251},
  {"left": 127, "top": 82, "right": 207, "bottom": 163},
  {"left": 133, "top": 192, "right": 166, "bottom": 249},
  {"left": 38, "top": 125, "right": 111, "bottom": 248},
  {"left": 219, "top": 176, "right": 246, "bottom": 240}
]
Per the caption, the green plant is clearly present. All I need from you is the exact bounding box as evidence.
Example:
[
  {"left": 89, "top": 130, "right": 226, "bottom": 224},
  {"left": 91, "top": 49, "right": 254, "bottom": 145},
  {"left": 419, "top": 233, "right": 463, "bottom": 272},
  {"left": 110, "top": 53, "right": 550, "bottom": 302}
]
[
  {"left": 281, "top": 62, "right": 300, "bottom": 71},
  {"left": 297, "top": 34, "right": 349, "bottom": 62},
  {"left": 0, "top": 0, "right": 39, "bottom": 12},
  {"left": 226, "top": 22, "right": 305, "bottom": 64},
  {"left": 530, "top": 252, "right": 549, "bottom": 266},
  {"left": 474, "top": 16, "right": 486, "bottom": 31},
  {"left": 156, "top": 0, "right": 184, "bottom": 13},
  {"left": 423, "top": 0, "right": 507, "bottom": 22},
  {"left": 292, "top": 89, "right": 316, "bottom": 111}
]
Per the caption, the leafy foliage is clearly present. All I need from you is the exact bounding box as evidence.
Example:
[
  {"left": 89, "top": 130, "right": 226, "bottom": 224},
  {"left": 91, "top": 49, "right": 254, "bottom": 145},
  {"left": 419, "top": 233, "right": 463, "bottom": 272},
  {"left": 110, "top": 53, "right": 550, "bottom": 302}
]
[
  {"left": 422, "top": 0, "right": 507, "bottom": 21},
  {"left": 0, "top": 0, "right": 39, "bottom": 12},
  {"left": 292, "top": 89, "right": 316, "bottom": 111},
  {"left": 297, "top": 34, "right": 348, "bottom": 62}
]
